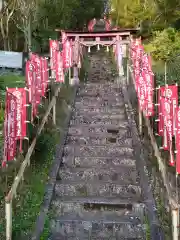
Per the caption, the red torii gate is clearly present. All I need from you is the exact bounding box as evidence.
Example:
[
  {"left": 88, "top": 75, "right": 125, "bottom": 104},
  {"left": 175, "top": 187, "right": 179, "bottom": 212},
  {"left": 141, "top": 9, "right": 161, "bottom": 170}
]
[{"left": 55, "top": 28, "right": 139, "bottom": 81}]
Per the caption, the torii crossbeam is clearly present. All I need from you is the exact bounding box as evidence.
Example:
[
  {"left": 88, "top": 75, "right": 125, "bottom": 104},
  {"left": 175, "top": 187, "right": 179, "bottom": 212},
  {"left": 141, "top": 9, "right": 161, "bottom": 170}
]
[{"left": 55, "top": 28, "right": 140, "bottom": 47}]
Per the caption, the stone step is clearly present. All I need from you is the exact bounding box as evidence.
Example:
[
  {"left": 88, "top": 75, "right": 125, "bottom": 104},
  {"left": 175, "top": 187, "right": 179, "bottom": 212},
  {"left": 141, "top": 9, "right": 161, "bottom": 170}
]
[
  {"left": 73, "top": 106, "right": 126, "bottom": 115},
  {"left": 49, "top": 234, "right": 144, "bottom": 240},
  {"left": 67, "top": 124, "right": 128, "bottom": 137},
  {"left": 80, "top": 82, "right": 122, "bottom": 88},
  {"left": 77, "top": 88, "right": 122, "bottom": 96},
  {"left": 58, "top": 166, "right": 137, "bottom": 183},
  {"left": 65, "top": 134, "right": 132, "bottom": 146},
  {"left": 72, "top": 110, "right": 127, "bottom": 118},
  {"left": 74, "top": 100, "right": 125, "bottom": 109},
  {"left": 51, "top": 201, "right": 141, "bottom": 221},
  {"left": 71, "top": 113, "right": 127, "bottom": 121},
  {"left": 62, "top": 156, "right": 136, "bottom": 168},
  {"left": 69, "top": 117, "right": 124, "bottom": 126},
  {"left": 50, "top": 214, "right": 144, "bottom": 239},
  {"left": 75, "top": 95, "right": 123, "bottom": 103},
  {"left": 54, "top": 180, "right": 141, "bottom": 198},
  {"left": 52, "top": 196, "right": 143, "bottom": 206},
  {"left": 77, "top": 91, "right": 123, "bottom": 98},
  {"left": 63, "top": 145, "right": 134, "bottom": 157}
]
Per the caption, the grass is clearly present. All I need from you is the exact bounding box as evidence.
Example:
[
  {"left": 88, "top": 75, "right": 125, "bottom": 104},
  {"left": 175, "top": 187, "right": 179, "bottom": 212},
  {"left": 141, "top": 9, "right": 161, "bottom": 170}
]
[
  {"left": 123, "top": 56, "right": 172, "bottom": 239},
  {"left": 0, "top": 83, "right": 75, "bottom": 240},
  {"left": 0, "top": 74, "right": 25, "bottom": 158},
  {"left": 0, "top": 74, "right": 25, "bottom": 105},
  {"left": 12, "top": 128, "right": 59, "bottom": 239},
  {"left": 144, "top": 214, "right": 150, "bottom": 240},
  {"left": 0, "top": 54, "right": 90, "bottom": 240}
]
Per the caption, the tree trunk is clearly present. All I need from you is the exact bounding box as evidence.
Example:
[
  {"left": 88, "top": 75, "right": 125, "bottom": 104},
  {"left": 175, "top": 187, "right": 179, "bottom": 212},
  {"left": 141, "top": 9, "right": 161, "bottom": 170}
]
[
  {"left": 24, "top": 34, "right": 28, "bottom": 52},
  {"left": 3, "top": 37, "right": 8, "bottom": 51},
  {"left": 27, "top": 18, "right": 32, "bottom": 52},
  {"left": 14, "top": 30, "right": 19, "bottom": 51},
  {"left": 7, "top": 37, "right": 11, "bottom": 51},
  {"left": 0, "top": 18, "right": 8, "bottom": 50}
]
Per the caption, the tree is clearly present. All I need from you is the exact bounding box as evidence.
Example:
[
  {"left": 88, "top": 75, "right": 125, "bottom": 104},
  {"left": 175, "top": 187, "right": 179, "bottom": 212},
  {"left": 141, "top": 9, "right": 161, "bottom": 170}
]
[
  {"left": 0, "top": 0, "right": 17, "bottom": 50},
  {"left": 110, "top": 0, "right": 156, "bottom": 27},
  {"left": 145, "top": 28, "right": 180, "bottom": 61},
  {"left": 110, "top": 0, "right": 180, "bottom": 30},
  {"left": 13, "top": 0, "right": 38, "bottom": 51},
  {"left": 0, "top": 0, "right": 105, "bottom": 52}
]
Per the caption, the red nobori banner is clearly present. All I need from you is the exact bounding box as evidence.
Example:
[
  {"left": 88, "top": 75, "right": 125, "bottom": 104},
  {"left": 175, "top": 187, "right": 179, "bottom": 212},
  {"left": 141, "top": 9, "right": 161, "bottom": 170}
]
[
  {"left": 25, "top": 60, "right": 33, "bottom": 102},
  {"left": 105, "top": 19, "right": 111, "bottom": 31},
  {"left": 130, "top": 39, "right": 136, "bottom": 62},
  {"left": 27, "top": 58, "right": 37, "bottom": 119},
  {"left": 41, "top": 57, "right": 49, "bottom": 97},
  {"left": 43, "top": 58, "right": 49, "bottom": 92},
  {"left": 88, "top": 19, "right": 96, "bottom": 32},
  {"left": 49, "top": 39, "right": 58, "bottom": 70},
  {"left": 142, "top": 71, "right": 154, "bottom": 117},
  {"left": 55, "top": 51, "right": 64, "bottom": 83},
  {"left": 158, "top": 91, "right": 163, "bottom": 136},
  {"left": 61, "top": 31, "right": 67, "bottom": 44},
  {"left": 133, "top": 45, "right": 144, "bottom": 81},
  {"left": 41, "top": 57, "right": 46, "bottom": 97},
  {"left": 31, "top": 54, "right": 42, "bottom": 105},
  {"left": 137, "top": 75, "right": 147, "bottom": 111},
  {"left": 176, "top": 107, "right": 180, "bottom": 173},
  {"left": 7, "top": 88, "right": 27, "bottom": 138},
  {"left": 142, "top": 53, "right": 152, "bottom": 73},
  {"left": 2, "top": 91, "right": 17, "bottom": 166},
  {"left": 159, "top": 85, "right": 178, "bottom": 135},
  {"left": 63, "top": 40, "right": 72, "bottom": 68},
  {"left": 161, "top": 96, "right": 173, "bottom": 150}
]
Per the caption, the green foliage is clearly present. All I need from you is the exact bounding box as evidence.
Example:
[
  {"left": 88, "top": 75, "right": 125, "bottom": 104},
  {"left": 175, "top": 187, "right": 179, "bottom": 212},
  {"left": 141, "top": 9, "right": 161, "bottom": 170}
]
[
  {"left": 110, "top": 0, "right": 155, "bottom": 28},
  {"left": 12, "top": 129, "right": 58, "bottom": 240},
  {"left": 0, "top": 75, "right": 25, "bottom": 106},
  {"left": 32, "top": 0, "right": 104, "bottom": 52},
  {"left": 0, "top": 109, "right": 4, "bottom": 125},
  {"left": 147, "top": 28, "right": 180, "bottom": 61},
  {"left": 110, "top": 0, "right": 180, "bottom": 32}
]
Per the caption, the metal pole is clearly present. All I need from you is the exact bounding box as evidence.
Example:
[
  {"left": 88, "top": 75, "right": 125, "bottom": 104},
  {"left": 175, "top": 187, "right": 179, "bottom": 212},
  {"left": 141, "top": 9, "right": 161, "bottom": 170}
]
[
  {"left": 126, "top": 63, "right": 129, "bottom": 85},
  {"left": 52, "top": 98, "right": 56, "bottom": 125},
  {"left": 139, "top": 108, "right": 142, "bottom": 135},
  {"left": 172, "top": 208, "right": 179, "bottom": 240},
  {"left": 69, "top": 68, "right": 71, "bottom": 84},
  {"left": 165, "top": 61, "right": 167, "bottom": 85},
  {"left": 6, "top": 201, "right": 12, "bottom": 240}
]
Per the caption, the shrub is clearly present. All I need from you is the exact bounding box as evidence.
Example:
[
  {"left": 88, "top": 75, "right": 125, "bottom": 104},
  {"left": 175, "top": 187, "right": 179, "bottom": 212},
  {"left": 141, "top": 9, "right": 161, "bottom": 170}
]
[{"left": 145, "top": 28, "right": 180, "bottom": 61}]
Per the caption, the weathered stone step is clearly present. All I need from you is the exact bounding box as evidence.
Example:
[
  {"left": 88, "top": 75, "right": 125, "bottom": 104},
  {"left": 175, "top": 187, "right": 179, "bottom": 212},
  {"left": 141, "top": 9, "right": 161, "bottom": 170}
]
[
  {"left": 50, "top": 215, "right": 144, "bottom": 239},
  {"left": 73, "top": 106, "right": 125, "bottom": 115},
  {"left": 77, "top": 88, "right": 122, "bottom": 96},
  {"left": 49, "top": 234, "right": 144, "bottom": 240},
  {"left": 63, "top": 145, "right": 134, "bottom": 157},
  {"left": 58, "top": 166, "right": 137, "bottom": 183},
  {"left": 75, "top": 95, "right": 123, "bottom": 103},
  {"left": 71, "top": 113, "right": 127, "bottom": 121},
  {"left": 51, "top": 201, "right": 140, "bottom": 220},
  {"left": 52, "top": 196, "right": 143, "bottom": 206},
  {"left": 69, "top": 117, "right": 123, "bottom": 126},
  {"left": 65, "top": 134, "right": 132, "bottom": 146},
  {"left": 74, "top": 100, "right": 125, "bottom": 109},
  {"left": 62, "top": 156, "right": 136, "bottom": 168},
  {"left": 67, "top": 124, "right": 128, "bottom": 136},
  {"left": 80, "top": 82, "right": 122, "bottom": 88},
  {"left": 55, "top": 181, "right": 141, "bottom": 198},
  {"left": 77, "top": 91, "right": 122, "bottom": 98},
  {"left": 51, "top": 213, "right": 142, "bottom": 226}
]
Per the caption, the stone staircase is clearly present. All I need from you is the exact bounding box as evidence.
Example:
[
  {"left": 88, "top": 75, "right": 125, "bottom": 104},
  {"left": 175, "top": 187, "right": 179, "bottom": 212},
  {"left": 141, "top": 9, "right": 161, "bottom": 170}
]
[{"left": 48, "top": 54, "right": 146, "bottom": 239}]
